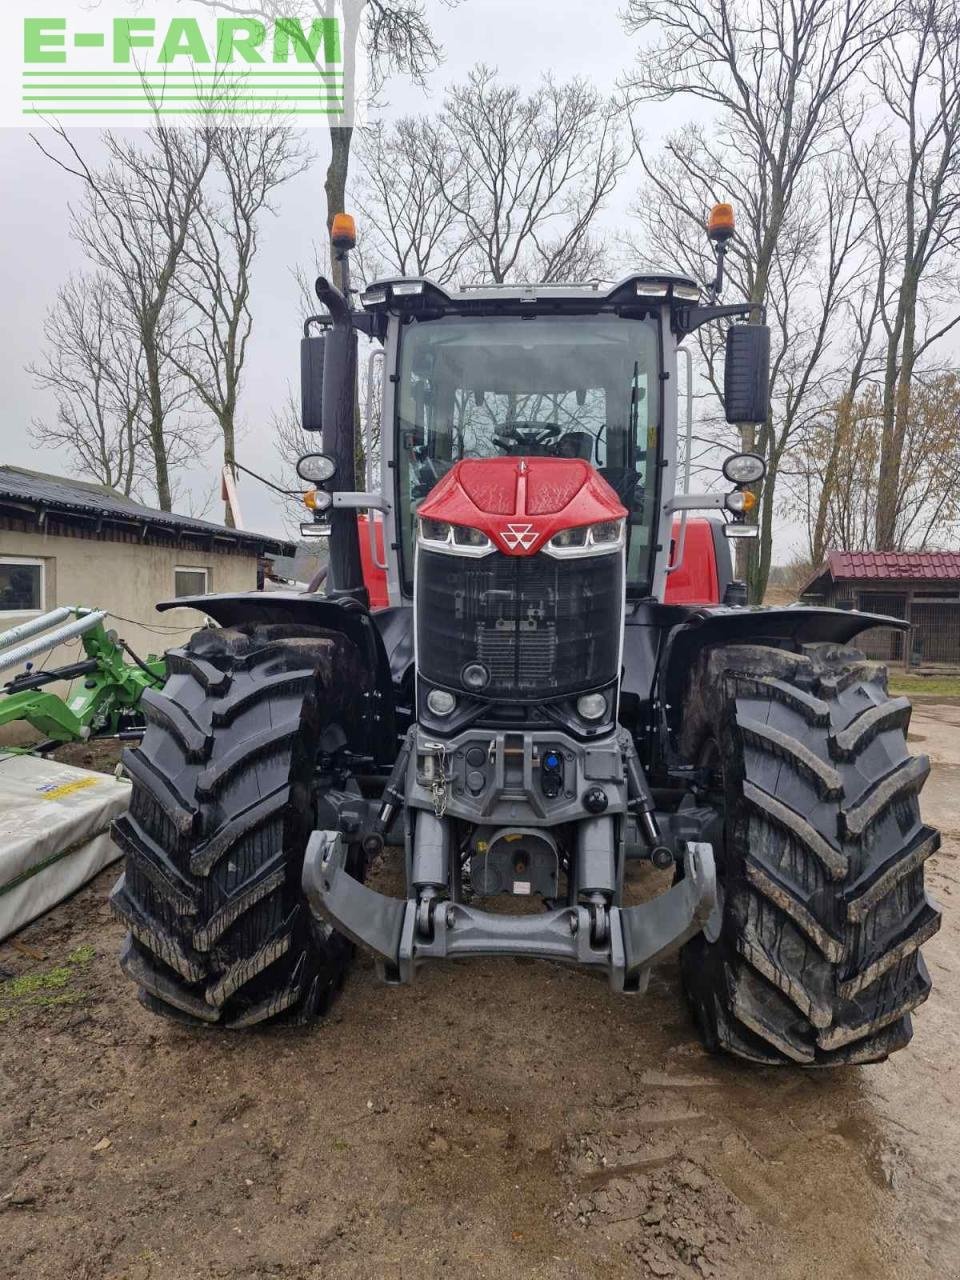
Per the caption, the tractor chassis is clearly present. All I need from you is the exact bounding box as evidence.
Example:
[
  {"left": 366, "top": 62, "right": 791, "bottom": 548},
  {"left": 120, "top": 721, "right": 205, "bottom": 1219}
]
[{"left": 303, "top": 832, "right": 716, "bottom": 992}]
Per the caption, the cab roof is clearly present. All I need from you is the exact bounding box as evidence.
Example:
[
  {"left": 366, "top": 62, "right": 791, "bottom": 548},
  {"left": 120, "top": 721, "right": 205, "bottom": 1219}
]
[{"left": 359, "top": 273, "right": 700, "bottom": 317}]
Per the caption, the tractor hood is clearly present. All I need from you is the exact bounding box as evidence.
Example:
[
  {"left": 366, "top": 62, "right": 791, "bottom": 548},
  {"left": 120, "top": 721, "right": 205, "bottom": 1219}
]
[{"left": 416, "top": 457, "right": 627, "bottom": 558}]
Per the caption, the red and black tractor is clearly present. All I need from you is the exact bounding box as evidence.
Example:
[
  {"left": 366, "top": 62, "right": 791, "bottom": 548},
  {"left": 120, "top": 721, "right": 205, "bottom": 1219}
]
[{"left": 112, "top": 207, "right": 940, "bottom": 1064}]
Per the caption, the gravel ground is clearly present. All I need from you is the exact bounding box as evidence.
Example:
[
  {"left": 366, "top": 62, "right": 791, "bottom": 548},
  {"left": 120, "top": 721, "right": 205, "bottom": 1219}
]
[{"left": 0, "top": 707, "right": 957, "bottom": 1280}]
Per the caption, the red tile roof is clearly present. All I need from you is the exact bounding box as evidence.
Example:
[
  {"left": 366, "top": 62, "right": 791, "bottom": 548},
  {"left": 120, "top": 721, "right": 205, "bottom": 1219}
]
[{"left": 825, "top": 550, "right": 960, "bottom": 581}]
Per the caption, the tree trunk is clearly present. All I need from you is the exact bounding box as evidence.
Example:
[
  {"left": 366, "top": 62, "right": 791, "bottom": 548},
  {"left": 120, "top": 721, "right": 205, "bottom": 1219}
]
[
  {"left": 143, "top": 335, "right": 171, "bottom": 511},
  {"left": 876, "top": 266, "right": 918, "bottom": 549},
  {"left": 222, "top": 416, "right": 236, "bottom": 529},
  {"left": 751, "top": 455, "right": 777, "bottom": 603},
  {"left": 812, "top": 396, "right": 851, "bottom": 564},
  {"left": 875, "top": 328, "right": 903, "bottom": 549},
  {"left": 739, "top": 209, "right": 779, "bottom": 598},
  {"left": 325, "top": 126, "right": 354, "bottom": 293}
]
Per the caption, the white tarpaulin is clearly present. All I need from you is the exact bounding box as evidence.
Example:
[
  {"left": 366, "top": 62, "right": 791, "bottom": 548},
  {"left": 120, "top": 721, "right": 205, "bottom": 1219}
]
[{"left": 0, "top": 753, "right": 129, "bottom": 941}]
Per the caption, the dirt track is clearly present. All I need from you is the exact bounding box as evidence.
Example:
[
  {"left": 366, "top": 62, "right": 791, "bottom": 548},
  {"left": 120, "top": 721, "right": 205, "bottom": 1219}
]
[{"left": 1, "top": 708, "right": 958, "bottom": 1280}]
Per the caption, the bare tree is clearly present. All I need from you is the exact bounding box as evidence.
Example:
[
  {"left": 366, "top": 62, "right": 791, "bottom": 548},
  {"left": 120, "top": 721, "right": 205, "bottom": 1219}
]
[
  {"left": 353, "top": 117, "right": 469, "bottom": 284},
  {"left": 352, "top": 66, "right": 625, "bottom": 287},
  {"left": 856, "top": 0, "right": 960, "bottom": 547},
  {"left": 173, "top": 125, "right": 311, "bottom": 525},
  {"left": 432, "top": 67, "right": 625, "bottom": 284},
  {"left": 795, "top": 372, "right": 960, "bottom": 552},
  {"left": 623, "top": 0, "right": 891, "bottom": 596},
  {"left": 191, "top": 1, "right": 453, "bottom": 290},
  {"left": 28, "top": 275, "right": 146, "bottom": 497},
  {"left": 624, "top": 0, "right": 888, "bottom": 299},
  {"left": 33, "top": 124, "right": 216, "bottom": 510},
  {"left": 630, "top": 130, "right": 875, "bottom": 597},
  {"left": 804, "top": 268, "right": 884, "bottom": 563}
]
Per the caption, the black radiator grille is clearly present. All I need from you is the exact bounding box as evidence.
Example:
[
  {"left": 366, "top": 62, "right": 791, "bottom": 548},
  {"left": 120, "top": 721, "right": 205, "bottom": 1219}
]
[{"left": 416, "top": 549, "right": 622, "bottom": 698}]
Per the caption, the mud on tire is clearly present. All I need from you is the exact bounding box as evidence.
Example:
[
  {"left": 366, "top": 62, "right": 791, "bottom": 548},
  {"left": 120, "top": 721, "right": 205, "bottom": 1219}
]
[
  {"left": 110, "top": 624, "right": 371, "bottom": 1029},
  {"left": 680, "top": 643, "right": 941, "bottom": 1066}
]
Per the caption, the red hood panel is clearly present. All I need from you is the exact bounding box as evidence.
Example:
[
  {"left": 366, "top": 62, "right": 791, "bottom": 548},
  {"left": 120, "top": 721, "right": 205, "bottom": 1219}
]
[
  {"left": 417, "top": 457, "right": 627, "bottom": 556},
  {"left": 458, "top": 461, "right": 518, "bottom": 515}
]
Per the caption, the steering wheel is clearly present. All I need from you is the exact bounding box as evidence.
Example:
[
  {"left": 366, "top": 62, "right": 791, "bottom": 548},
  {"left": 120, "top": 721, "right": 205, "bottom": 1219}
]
[{"left": 492, "top": 421, "right": 562, "bottom": 454}]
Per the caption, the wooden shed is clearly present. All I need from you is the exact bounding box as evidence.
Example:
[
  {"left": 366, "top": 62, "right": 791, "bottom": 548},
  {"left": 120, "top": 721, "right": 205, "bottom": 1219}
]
[{"left": 800, "top": 550, "right": 960, "bottom": 668}]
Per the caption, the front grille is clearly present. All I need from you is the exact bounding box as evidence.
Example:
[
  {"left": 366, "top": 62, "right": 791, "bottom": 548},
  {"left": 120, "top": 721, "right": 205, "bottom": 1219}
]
[{"left": 416, "top": 548, "right": 622, "bottom": 698}]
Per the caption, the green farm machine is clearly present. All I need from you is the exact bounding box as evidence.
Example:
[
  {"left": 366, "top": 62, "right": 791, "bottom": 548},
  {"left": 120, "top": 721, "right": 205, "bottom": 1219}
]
[{"left": 0, "top": 607, "right": 164, "bottom": 750}]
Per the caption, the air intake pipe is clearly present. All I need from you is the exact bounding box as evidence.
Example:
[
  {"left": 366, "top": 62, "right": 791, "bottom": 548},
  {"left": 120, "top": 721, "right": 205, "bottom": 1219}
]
[{"left": 316, "top": 273, "right": 367, "bottom": 606}]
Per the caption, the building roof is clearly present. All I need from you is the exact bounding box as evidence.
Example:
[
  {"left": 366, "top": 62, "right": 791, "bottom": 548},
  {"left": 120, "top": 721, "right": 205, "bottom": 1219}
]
[
  {"left": 825, "top": 550, "right": 960, "bottom": 581},
  {"left": 0, "top": 466, "right": 294, "bottom": 556},
  {"left": 801, "top": 549, "right": 960, "bottom": 595}
]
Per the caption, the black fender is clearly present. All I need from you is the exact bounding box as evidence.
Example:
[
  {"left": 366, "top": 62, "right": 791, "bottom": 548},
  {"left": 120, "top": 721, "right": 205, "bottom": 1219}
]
[
  {"left": 157, "top": 591, "right": 398, "bottom": 764},
  {"left": 657, "top": 604, "right": 909, "bottom": 753}
]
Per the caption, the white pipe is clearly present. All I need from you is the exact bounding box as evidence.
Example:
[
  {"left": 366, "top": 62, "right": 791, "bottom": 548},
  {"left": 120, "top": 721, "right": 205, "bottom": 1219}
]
[
  {"left": 221, "top": 465, "right": 244, "bottom": 530},
  {"left": 0, "top": 607, "right": 75, "bottom": 652},
  {"left": 0, "top": 610, "right": 107, "bottom": 677}
]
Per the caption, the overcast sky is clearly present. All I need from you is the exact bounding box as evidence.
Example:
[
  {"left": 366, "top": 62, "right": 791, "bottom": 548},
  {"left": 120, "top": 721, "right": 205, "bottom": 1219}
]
[{"left": 0, "top": 0, "right": 807, "bottom": 560}]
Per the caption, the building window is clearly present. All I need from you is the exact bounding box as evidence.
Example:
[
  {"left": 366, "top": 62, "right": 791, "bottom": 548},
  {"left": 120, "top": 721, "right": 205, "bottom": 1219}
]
[
  {"left": 0, "top": 558, "right": 44, "bottom": 612},
  {"left": 174, "top": 567, "right": 209, "bottom": 598}
]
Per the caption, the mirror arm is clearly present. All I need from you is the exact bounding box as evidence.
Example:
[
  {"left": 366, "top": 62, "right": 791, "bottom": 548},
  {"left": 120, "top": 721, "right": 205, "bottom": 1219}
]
[
  {"left": 674, "top": 301, "right": 765, "bottom": 337},
  {"left": 664, "top": 493, "right": 727, "bottom": 514},
  {"left": 315, "top": 276, "right": 351, "bottom": 327},
  {"left": 332, "top": 492, "right": 390, "bottom": 513}
]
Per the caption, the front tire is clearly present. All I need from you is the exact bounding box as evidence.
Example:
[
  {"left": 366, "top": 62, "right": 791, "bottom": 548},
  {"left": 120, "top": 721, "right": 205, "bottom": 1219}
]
[
  {"left": 680, "top": 643, "right": 941, "bottom": 1066},
  {"left": 111, "top": 624, "right": 371, "bottom": 1029}
]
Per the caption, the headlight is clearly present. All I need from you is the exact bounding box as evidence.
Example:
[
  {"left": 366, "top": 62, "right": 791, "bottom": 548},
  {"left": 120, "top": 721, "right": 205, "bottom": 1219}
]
[
  {"left": 418, "top": 518, "right": 493, "bottom": 556},
  {"left": 426, "top": 688, "right": 457, "bottom": 716},
  {"left": 589, "top": 520, "right": 623, "bottom": 545},
  {"left": 543, "top": 519, "right": 625, "bottom": 558},
  {"left": 577, "top": 692, "right": 607, "bottom": 720},
  {"left": 549, "top": 527, "right": 588, "bottom": 550},
  {"left": 461, "top": 662, "right": 490, "bottom": 690},
  {"left": 722, "top": 452, "right": 766, "bottom": 484},
  {"left": 453, "top": 525, "right": 492, "bottom": 549},
  {"left": 419, "top": 517, "right": 452, "bottom": 545}
]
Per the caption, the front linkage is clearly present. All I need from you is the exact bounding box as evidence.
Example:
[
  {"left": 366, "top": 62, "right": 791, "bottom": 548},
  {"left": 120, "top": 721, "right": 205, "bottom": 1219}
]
[{"left": 303, "top": 725, "right": 717, "bottom": 993}]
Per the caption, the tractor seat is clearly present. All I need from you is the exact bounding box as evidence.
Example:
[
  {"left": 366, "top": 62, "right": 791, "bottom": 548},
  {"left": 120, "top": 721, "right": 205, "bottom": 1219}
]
[{"left": 556, "top": 431, "right": 594, "bottom": 460}]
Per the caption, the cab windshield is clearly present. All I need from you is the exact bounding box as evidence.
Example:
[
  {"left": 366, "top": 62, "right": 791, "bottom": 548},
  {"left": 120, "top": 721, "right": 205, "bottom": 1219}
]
[{"left": 395, "top": 313, "right": 662, "bottom": 595}]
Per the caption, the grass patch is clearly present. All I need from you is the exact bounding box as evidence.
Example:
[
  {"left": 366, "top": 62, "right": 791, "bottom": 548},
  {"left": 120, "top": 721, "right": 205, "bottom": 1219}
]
[
  {"left": 888, "top": 674, "right": 960, "bottom": 698},
  {"left": 0, "top": 945, "right": 95, "bottom": 1020}
]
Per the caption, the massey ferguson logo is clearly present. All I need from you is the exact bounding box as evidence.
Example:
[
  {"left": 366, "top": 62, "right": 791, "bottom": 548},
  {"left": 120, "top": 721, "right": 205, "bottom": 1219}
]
[{"left": 501, "top": 523, "right": 537, "bottom": 550}]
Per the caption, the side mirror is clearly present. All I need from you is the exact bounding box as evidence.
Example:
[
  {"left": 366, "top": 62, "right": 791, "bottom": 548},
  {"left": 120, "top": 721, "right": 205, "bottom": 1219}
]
[
  {"left": 301, "top": 332, "right": 326, "bottom": 432},
  {"left": 724, "top": 324, "right": 769, "bottom": 424},
  {"left": 300, "top": 522, "right": 330, "bottom": 542}
]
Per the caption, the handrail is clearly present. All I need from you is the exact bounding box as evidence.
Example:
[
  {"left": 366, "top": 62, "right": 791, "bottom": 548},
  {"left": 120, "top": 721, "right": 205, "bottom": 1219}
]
[{"left": 666, "top": 347, "right": 694, "bottom": 575}]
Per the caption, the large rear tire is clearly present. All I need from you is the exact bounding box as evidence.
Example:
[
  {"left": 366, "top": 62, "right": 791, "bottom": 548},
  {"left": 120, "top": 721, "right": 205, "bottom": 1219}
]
[
  {"left": 111, "top": 624, "right": 371, "bottom": 1029},
  {"left": 680, "top": 643, "right": 941, "bottom": 1066}
]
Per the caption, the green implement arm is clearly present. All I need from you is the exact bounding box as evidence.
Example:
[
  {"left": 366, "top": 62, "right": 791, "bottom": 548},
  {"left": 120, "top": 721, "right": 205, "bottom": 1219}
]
[{"left": 0, "top": 608, "right": 165, "bottom": 747}]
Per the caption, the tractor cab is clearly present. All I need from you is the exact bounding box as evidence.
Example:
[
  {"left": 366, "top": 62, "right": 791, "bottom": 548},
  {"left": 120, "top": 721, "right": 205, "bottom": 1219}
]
[{"left": 299, "top": 265, "right": 769, "bottom": 611}]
